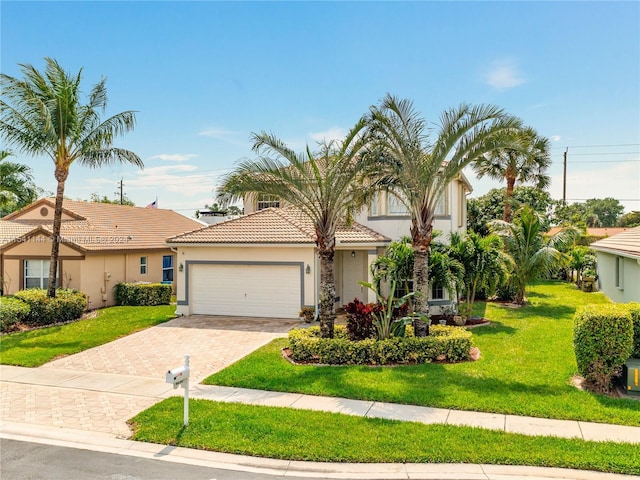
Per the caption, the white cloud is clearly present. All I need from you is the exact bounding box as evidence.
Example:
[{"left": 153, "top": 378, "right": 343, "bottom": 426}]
[
  {"left": 199, "top": 127, "right": 244, "bottom": 145},
  {"left": 148, "top": 153, "right": 198, "bottom": 162},
  {"left": 309, "top": 127, "right": 348, "bottom": 143},
  {"left": 485, "top": 59, "right": 526, "bottom": 89},
  {"left": 551, "top": 135, "right": 562, "bottom": 142}
]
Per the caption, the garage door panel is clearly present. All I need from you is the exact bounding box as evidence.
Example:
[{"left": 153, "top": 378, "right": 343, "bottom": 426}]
[{"left": 190, "top": 263, "right": 301, "bottom": 318}]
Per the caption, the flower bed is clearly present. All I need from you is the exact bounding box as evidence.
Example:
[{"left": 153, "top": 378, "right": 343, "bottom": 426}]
[{"left": 287, "top": 325, "right": 474, "bottom": 365}]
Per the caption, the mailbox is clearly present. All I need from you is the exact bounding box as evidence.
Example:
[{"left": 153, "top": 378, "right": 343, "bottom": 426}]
[{"left": 166, "top": 365, "right": 190, "bottom": 389}]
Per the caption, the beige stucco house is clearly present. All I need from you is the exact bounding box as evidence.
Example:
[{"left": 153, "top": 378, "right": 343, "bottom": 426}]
[
  {"left": 591, "top": 226, "right": 640, "bottom": 303},
  {"left": 169, "top": 174, "right": 472, "bottom": 319},
  {"left": 0, "top": 198, "right": 203, "bottom": 309}
]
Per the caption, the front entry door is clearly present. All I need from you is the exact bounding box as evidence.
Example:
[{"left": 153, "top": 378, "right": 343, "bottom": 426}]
[{"left": 342, "top": 250, "right": 367, "bottom": 304}]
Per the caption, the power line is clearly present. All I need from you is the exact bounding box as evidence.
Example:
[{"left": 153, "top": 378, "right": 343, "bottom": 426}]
[{"left": 551, "top": 143, "right": 640, "bottom": 149}]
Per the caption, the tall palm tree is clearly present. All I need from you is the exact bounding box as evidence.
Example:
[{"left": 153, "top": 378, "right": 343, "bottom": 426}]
[
  {"left": 0, "top": 58, "right": 143, "bottom": 297},
  {"left": 367, "top": 94, "right": 522, "bottom": 335},
  {"left": 0, "top": 150, "right": 39, "bottom": 216},
  {"left": 490, "top": 205, "right": 577, "bottom": 304},
  {"left": 218, "top": 121, "right": 372, "bottom": 338},
  {"left": 473, "top": 126, "right": 550, "bottom": 222}
]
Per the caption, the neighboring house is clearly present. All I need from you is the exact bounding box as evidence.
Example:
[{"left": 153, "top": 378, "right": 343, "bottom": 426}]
[
  {"left": 590, "top": 226, "right": 640, "bottom": 303},
  {"left": 547, "top": 226, "right": 630, "bottom": 245},
  {"left": 170, "top": 175, "right": 472, "bottom": 319},
  {"left": 0, "top": 198, "right": 203, "bottom": 309},
  {"left": 167, "top": 207, "right": 390, "bottom": 319}
]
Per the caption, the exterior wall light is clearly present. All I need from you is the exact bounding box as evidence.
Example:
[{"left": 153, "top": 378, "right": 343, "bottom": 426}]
[
  {"left": 351, "top": 251, "right": 356, "bottom": 258},
  {"left": 305, "top": 264, "right": 311, "bottom": 274},
  {"left": 179, "top": 263, "right": 184, "bottom": 272}
]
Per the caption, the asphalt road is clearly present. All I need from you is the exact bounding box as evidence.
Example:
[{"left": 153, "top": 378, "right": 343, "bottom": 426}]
[{"left": 0, "top": 439, "right": 331, "bottom": 480}]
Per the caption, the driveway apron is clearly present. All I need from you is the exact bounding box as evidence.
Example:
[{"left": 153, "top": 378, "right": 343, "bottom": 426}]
[{"left": 1, "top": 316, "right": 299, "bottom": 437}]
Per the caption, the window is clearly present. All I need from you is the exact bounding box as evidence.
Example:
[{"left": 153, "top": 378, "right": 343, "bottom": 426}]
[
  {"left": 431, "top": 284, "right": 444, "bottom": 300},
  {"left": 162, "top": 255, "right": 174, "bottom": 283},
  {"left": 616, "top": 257, "right": 624, "bottom": 289},
  {"left": 369, "top": 192, "right": 379, "bottom": 216},
  {"left": 256, "top": 194, "right": 280, "bottom": 210},
  {"left": 434, "top": 189, "right": 449, "bottom": 216},
  {"left": 140, "top": 256, "right": 147, "bottom": 275},
  {"left": 24, "top": 259, "right": 54, "bottom": 289},
  {"left": 387, "top": 192, "right": 408, "bottom": 215}
]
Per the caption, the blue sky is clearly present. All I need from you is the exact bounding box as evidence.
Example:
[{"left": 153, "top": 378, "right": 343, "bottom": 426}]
[{"left": 2, "top": 1, "right": 639, "bottom": 216}]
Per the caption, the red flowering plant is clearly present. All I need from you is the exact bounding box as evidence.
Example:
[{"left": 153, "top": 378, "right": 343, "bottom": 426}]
[{"left": 344, "top": 298, "right": 380, "bottom": 341}]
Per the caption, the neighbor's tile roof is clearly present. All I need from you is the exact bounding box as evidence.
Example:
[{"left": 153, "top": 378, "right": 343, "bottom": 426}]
[
  {"left": 1, "top": 198, "right": 203, "bottom": 252},
  {"left": 167, "top": 206, "right": 390, "bottom": 245},
  {"left": 590, "top": 226, "right": 640, "bottom": 258},
  {"left": 546, "top": 226, "right": 630, "bottom": 237}
]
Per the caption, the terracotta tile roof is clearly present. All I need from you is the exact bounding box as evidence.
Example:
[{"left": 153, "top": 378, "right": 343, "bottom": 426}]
[
  {"left": 546, "top": 226, "right": 630, "bottom": 237},
  {"left": 590, "top": 226, "right": 640, "bottom": 258},
  {"left": 167, "top": 206, "right": 390, "bottom": 245},
  {"left": 1, "top": 198, "right": 203, "bottom": 252}
]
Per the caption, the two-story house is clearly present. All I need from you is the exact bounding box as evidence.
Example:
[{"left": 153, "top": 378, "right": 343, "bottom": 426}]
[{"left": 168, "top": 173, "right": 472, "bottom": 319}]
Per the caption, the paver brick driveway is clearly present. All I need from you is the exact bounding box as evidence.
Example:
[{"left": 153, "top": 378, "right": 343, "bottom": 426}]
[{"left": 1, "top": 315, "right": 301, "bottom": 437}]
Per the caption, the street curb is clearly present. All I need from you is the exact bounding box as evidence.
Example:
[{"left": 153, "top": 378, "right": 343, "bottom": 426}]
[{"left": 1, "top": 421, "right": 637, "bottom": 480}]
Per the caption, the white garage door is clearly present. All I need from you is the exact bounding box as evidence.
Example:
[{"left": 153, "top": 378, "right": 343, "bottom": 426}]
[{"left": 190, "top": 263, "right": 301, "bottom": 318}]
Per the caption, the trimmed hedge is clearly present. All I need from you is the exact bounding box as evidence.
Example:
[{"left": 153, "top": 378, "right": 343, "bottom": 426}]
[
  {"left": 12, "top": 289, "right": 87, "bottom": 326},
  {"left": 288, "top": 325, "right": 473, "bottom": 365},
  {"left": 625, "top": 303, "right": 640, "bottom": 358},
  {"left": 0, "top": 296, "right": 31, "bottom": 332},
  {"left": 114, "top": 282, "right": 172, "bottom": 306},
  {"left": 573, "top": 304, "right": 634, "bottom": 394}
]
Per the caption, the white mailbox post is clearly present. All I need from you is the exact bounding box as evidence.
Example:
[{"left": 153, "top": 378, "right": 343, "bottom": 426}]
[{"left": 166, "top": 354, "right": 190, "bottom": 426}]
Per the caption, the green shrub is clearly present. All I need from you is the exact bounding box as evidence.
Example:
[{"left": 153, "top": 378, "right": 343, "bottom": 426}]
[
  {"left": 288, "top": 325, "right": 473, "bottom": 365},
  {"left": 0, "top": 296, "right": 31, "bottom": 332},
  {"left": 623, "top": 303, "right": 640, "bottom": 358},
  {"left": 114, "top": 282, "right": 172, "bottom": 306},
  {"left": 573, "top": 304, "right": 633, "bottom": 394},
  {"left": 13, "top": 289, "right": 87, "bottom": 326}
]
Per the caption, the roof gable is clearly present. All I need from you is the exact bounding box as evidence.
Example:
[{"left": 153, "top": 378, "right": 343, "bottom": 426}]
[{"left": 1, "top": 198, "right": 203, "bottom": 252}]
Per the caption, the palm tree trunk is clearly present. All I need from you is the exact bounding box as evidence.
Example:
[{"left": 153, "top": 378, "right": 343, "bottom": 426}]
[
  {"left": 47, "top": 169, "right": 67, "bottom": 298},
  {"left": 412, "top": 249, "right": 430, "bottom": 337},
  {"left": 318, "top": 248, "right": 336, "bottom": 338},
  {"left": 504, "top": 174, "right": 516, "bottom": 222}
]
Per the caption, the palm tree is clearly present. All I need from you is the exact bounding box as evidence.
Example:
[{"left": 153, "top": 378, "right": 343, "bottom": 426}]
[
  {"left": 473, "top": 126, "right": 551, "bottom": 222},
  {"left": 448, "top": 231, "right": 510, "bottom": 316},
  {"left": 0, "top": 150, "right": 39, "bottom": 216},
  {"left": 490, "top": 205, "right": 577, "bottom": 304},
  {"left": 367, "top": 94, "right": 522, "bottom": 335},
  {"left": 0, "top": 58, "right": 143, "bottom": 297},
  {"left": 218, "top": 121, "right": 371, "bottom": 338}
]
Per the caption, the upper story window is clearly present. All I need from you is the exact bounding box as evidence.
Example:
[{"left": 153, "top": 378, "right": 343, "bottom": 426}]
[
  {"left": 434, "top": 189, "right": 448, "bottom": 216},
  {"left": 369, "top": 192, "right": 380, "bottom": 216},
  {"left": 256, "top": 194, "right": 280, "bottom": 211},
  {"left": 387, "top": 192, "right": 409, "bottom": 215}
]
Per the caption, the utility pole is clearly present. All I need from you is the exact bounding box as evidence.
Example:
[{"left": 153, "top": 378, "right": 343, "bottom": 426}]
[
  {"left": 116, "top": 178, "right": 124, "bottom": 204},
  {"left": 562, "top": 148, "right": 568, "bottom": 205}
]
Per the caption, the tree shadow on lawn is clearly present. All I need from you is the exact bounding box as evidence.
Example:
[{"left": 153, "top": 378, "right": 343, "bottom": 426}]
[{"left": 469, "top": 321, "right": 517, "bottom": 336}]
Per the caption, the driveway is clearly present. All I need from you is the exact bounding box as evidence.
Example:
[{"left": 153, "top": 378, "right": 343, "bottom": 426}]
[{"left": 1, "top": 316, "right": 300, "bottom": 437}]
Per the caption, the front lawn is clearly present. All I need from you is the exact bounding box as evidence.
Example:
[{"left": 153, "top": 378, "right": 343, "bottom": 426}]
[
  {"left": 205, "top": 281, "right": 640, "bottom": 426},
  {"left": 129, "top": 398, "right": 639, "bottom": 475},
  {"left": 0, "top": 305, "right": 175, "bottom": 367}
]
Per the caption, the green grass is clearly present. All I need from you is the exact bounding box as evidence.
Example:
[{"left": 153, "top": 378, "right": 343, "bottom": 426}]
[
  {"left": 129, "top": 398, "right": 640, "bottom": 475},
  {"left": 0, "top": 305, "right": 175, "bottom": 367},
  {"left": 205, "top": 281, "right": 640, "bottom": 426}
]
